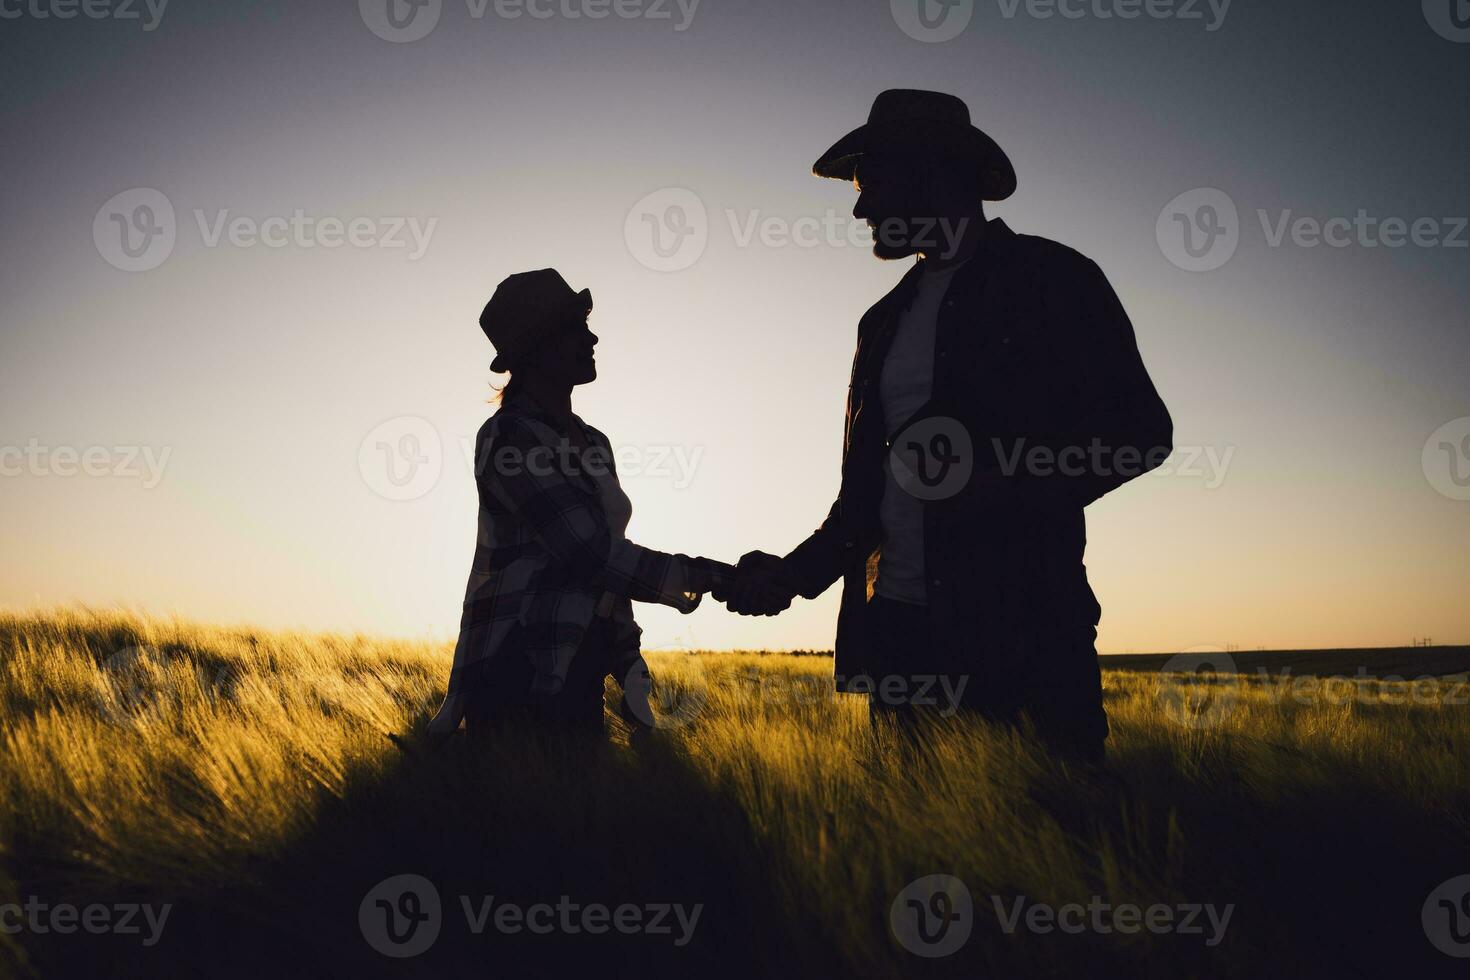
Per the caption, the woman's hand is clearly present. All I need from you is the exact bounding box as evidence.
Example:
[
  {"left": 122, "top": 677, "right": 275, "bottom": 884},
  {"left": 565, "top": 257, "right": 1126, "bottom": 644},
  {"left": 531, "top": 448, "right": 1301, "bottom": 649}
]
[{"left": 426, "top": 698, "right": 464, "bottom": 746}]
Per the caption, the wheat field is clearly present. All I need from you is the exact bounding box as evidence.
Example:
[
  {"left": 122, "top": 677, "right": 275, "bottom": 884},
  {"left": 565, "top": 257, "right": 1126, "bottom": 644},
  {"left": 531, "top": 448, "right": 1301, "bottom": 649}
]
[{"left": 1, "top": 608, "right": 1467, "bottom": 978}]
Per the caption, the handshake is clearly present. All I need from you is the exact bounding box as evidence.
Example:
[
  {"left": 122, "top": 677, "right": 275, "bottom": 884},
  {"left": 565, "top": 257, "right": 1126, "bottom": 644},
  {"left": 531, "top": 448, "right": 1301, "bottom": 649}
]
[{"left": 706, "top": 551, "right": 803, "bottom": 616}]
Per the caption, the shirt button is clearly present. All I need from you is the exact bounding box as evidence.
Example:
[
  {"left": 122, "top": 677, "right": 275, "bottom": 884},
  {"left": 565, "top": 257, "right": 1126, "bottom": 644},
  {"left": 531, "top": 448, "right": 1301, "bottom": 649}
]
[
  {"left": 1001, "top": 337, "right": 1011, "bottom": 344},
  {"left": 931, "top": 579, "right": 943, "bottom": 588},
  {"left": 938, "top": 350, "right": 948, "bottom": 358}
]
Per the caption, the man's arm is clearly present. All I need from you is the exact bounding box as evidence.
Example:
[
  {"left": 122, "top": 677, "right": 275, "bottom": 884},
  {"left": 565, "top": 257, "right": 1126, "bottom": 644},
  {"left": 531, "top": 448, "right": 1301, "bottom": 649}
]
[
  {"left": 782, "top": 497, "right": 876, "bottom": 600},
  {"left": 1035, "top": 256, "right": 1174, "bottom": 509}
]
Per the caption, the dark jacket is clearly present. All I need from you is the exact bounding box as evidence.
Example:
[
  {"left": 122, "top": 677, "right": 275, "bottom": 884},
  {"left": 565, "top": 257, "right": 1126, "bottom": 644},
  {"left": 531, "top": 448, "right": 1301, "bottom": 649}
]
[{"left": 784, "top": 218, "right": 1173, "bottom": 698}]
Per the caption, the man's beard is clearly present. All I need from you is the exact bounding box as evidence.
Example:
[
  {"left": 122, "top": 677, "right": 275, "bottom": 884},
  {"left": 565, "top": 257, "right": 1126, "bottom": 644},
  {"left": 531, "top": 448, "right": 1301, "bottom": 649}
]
[
  {"left": 869, "top": 215, "right": 974, "bottom": 260},
  {"left": 872, "top": 240, "right": 920, "bottom": 260},
  {"left": 868, "top": 220, "right": 921, "bottom": 260}
]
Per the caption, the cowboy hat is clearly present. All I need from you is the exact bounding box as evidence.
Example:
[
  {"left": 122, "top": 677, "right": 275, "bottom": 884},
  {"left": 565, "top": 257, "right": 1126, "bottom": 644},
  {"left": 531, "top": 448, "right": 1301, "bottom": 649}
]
[{"left": 812, "top": 89, "right": 1016, "bottom": 201}]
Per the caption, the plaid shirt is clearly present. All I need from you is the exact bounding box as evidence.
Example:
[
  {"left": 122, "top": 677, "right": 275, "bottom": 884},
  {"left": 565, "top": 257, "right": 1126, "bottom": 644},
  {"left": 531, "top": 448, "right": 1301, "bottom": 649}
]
[{"left": 431, "top": 399, "right": 727, "bottom": 730}]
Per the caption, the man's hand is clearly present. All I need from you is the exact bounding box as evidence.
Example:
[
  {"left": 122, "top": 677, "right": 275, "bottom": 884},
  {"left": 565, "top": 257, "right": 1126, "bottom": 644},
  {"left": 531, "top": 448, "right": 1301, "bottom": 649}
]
[{"left": 714, "top": 551, "right": 801, "bottom": 616}]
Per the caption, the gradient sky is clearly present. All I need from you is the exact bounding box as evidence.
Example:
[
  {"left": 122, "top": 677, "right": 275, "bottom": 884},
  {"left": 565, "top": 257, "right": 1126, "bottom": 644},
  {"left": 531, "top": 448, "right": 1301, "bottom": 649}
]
[{"left": 2, "top": 0, "right": 1467, "bottom": 652}]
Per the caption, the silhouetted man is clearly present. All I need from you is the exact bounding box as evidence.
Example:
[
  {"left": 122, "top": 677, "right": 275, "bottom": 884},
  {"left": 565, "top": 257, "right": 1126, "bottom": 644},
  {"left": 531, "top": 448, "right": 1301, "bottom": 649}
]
[{"left": 721, "top": 90, "right": 1173, "bottom": 763}]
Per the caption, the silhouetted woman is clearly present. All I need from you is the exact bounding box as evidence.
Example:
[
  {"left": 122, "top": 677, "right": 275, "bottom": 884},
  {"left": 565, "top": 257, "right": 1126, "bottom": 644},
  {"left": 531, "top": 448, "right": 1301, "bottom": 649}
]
[{"left": 427, "top": 269, "right": 730, "bottom": 739}]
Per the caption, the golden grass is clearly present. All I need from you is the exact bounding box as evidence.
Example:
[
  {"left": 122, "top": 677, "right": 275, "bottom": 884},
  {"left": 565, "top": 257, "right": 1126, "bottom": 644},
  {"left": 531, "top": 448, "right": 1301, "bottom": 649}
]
[{"left": 1, "top": 608, "right": 1467, "bottom": 978}]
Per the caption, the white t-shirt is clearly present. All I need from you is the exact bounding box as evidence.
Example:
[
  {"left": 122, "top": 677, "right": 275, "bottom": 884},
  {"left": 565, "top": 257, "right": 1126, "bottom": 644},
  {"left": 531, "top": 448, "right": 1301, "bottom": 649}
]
[{"left": 874, "top": 259, "right": 968, "bottom": 606}]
